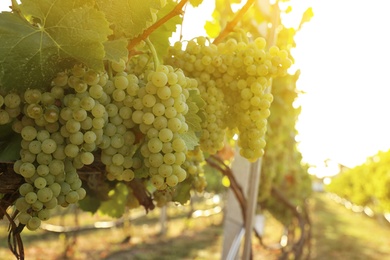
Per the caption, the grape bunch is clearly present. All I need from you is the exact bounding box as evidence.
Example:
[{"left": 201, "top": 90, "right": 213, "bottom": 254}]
[
  {"left": 0, "top": 50, "right": 210, "bottom": 227},
  {"left": 166, "top": 35, "right": 292, "bottom": 161},
  {"left": 131, "top": 64, "right": 194, "bottom": 190}
]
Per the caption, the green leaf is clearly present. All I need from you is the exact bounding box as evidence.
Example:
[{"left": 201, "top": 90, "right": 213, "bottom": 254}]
[
  {"left": 204, "top": 20, "right": 221, "bottom": 39},
  {"left": 185, "top": 89, "right": 205, "bottom": 132},
  {"left": 134, "top": 165, "right": 149, "bottom": 178},
  {"left": 149, "top": 0, "right": 182, "bottom": 60},
  {"left": 103, "top": 39, "right": 129, "bottom": 62},
  {"left": 189, "top": 0, "right": 203, "bottom": 8},
  {"left": 98, "top": 183, "right": 128, "bottom": 218},
  {"left": 173, "top": 178, "right": 192, "bottom": 204},
  {"left": 180, "top": 131, "right": 199, "bottom": 151},
  {"left": 0, "top": 132, "right": 21, "bottom": 162},
  {"left": 0, "top": 1, "right": 111, "bottom": 91},
  {"left": 299, "top": 7, "right": 314, "bottom": 29},
  {"left": 78, "top": 195, "right": 101, "bottom": 214},
  {"left": 0, "top": 123, "right": 14, "bottom": 140},
  {"left": 96, "top": 0, "right": 162, "bottom": 39}
]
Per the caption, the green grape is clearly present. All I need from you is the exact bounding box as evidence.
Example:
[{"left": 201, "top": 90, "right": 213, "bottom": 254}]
[
  {"left": 121, "top": 169, "right": 134, "bottom": 181},
  {"left": 149, "top": 153, "right": 164, "bottom": 168},
  {"left": 64, "top": 144, "right": 79, "bottom": 158},
  {"left": 21, "top": 125, "right": 38, "bottom": 141},
  {"left": 41, "top": 172, "right": 55, "bottom": 185},
  {"left": 72, "top": 108, "right": 88, "bottom": 122},
  {"left": 23, "top": 89, "right": 42, "bottom": 104},
  {"left": 15, "top": 197, "right": 30, "bottom": 212},
  {"left": 83, "top": 131, "right": 97, "bottom": 144},
  {"left": 158, "top": 128, "right": 173, "bottom": 142},
  {"left": 36, "top": 164, "right": 49, "bottom": 176},
  {"left": 25, "top": 191, "right": 38, "bottom": 204},
  {"left": 66, "top": 119, "right": 81, "bottom": 133},
  {"left": 31, "top": 200, "right": 43, "bottom": 211},
  {"left": 114, "top": 75, "right": 129, "bottom": 90},
  {"left": 37, "top": 187, "right": 53, "bottom": 203},
  {"left": 111, "top": 134, "right": 124, "bottom": 149},
  {"left": 156, "top": 86, "right": 171, "bottom": 100},
  {"left": 148, "top": 138, "right": 163, "bottom": 153},
  {"left": 84, "top": 70, "right": 100, "bottom": 86},
  {"left": 19, "top": 183, "right": 34, "bottom": 196},
  {"left": 70, "top": 179, "right": 82, "bottom": 190},
  {"left": 80, "top": 151, "right": 94, "bottom": 165},
  {"left": 48, "top": 160, "right": 65, "bottom": 175},
  {"left": 142, "top": 94, "right": 157, "bottom": 107},
  {"left": 166, "top": 174, "right": 178, "bottom": 187},
  {"left": 0, "top": 109, "right": 10, "bottom": 125},
  {"left": 26, "top": 103, "right": 43, "bottom": 119},
  {"left": 49, "top": 183, "right": 62, "bottom": 197},
  {"left": 18, "top": 212, "right": 32, "bottom": 225},
  {"left": 43, "top": 197, "right": 58, "bottom": 209},
  {"left": 19, "top": 162, "right": 36, "bottom": 178},
  {"left": 164, "top": 107, "right": 177, "bottom": 119},
  {"left": 38, "top": 209, "right": 51, "bottom": 221},
  {"left": 111, "top": 58, "right": 126, "bottom": 73},
  {"left": 151, "top": 72, "right": 168, "bottom": 87},
  {"left": 4, "top": 93, "right": 21, "bottom": 109},
  {"left": 172, "top": 137, "right": 186, "bottom": 152},
  {"left": 174, "top": 167, "right": 187, "bottom": 182},
  {"left": 76, "top": 188, "right": 87, "bottom": 200},
  {"left": 151, "top": 175, "right": 164, "bottom": 189},
  {"left": 27, "top": 217, "right": 41, "bottom": 231},
  {"left": 41, "top": 139, "right": 57, "bottom": 155},
  {"left": 34, "top": 177, "right": 47, "bottom": 189},
  {"left": 65, "top": 191, "right": 79, "bottom": 204},
  {"left": 60, "top": 182, "right": 71, "bottom": 195},
  {"left": 91, "top": 103, "right": 106, "bottom": 118}
]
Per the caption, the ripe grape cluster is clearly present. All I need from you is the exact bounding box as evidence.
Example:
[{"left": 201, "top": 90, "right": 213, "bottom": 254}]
[
  {"left": 166, "top": 36, "right": 292, "bottom": 161},
  {"left": 0, "top": 54, "right": 208, "bottom": 227}
]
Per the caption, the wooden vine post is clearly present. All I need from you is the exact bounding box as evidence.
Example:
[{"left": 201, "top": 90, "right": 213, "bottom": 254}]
[{"left": 221, "top": 150, "right": 263, "bottom": 260}]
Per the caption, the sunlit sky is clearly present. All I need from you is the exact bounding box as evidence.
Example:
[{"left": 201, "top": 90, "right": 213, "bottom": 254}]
[
  {"left": 2, "top": 1, "right": 390, "bottom": 177},
  {"left": 177, "top": 0, "right": 390, "bottom": 177}
]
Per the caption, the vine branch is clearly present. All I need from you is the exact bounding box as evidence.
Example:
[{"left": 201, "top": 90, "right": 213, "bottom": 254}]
[
  {"left": 127, "top": 0, "right": 189, "bottom": 51},
  {"left": 213, "top": 0, "right": 255, "bottom": 44},
  {"left": 206, "top": 155, "right": 247, "bottom": 221}
]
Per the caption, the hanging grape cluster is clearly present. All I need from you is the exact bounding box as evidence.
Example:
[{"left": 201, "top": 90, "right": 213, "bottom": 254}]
[{"left": 166, "top": 36, "right": 292, "bottom": 161}]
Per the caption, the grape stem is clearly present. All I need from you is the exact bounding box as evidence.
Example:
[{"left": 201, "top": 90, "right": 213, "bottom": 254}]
[
  {"left": 127, "top": 0, "right": 189, "bottom": 51},
  {"left": 0, "top": 206, "right": 24, "bottom": 260},
  {"left": 212, "top": 0, "right": 255, "bottom": 44},
  {"left": 145, "top": 38, "right": 160, "bottom": 70}
]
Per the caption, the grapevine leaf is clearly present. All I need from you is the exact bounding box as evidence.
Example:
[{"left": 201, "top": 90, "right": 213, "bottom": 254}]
[
  {"left": 0, "top": 123, "right": 14, "bottom": 140},
  {"left": 186, "top": 103, "right": 202, "bottom": 132},
  {"left": 180, "top": 131, "right": 199, "bottom": 151},
  {"left": 0, "top": 1, "right": 111, "bottom": 91},
  {"left": 98, "top": 183, "right": 128, "bottom": 218},
  {"left": 78, "top": 195, "right": 101, "bottom": 214},
  {"left": 96, "top": 0, "right": 162, "bottom": 38},
  {"left": 185, "top": 89, "right": 205, "bottom": 132},
  {"left": 0, "top": 132, "right": 21, "bottom": 162},
  {"left": 103, "top": 39, "right": 129, "bottom": 62},
  {"left": 134, "top": 165, "right": 149, "bottom": 178},
  {"left": 149, "top": 0, "right": 182, "bottom": 60},
  {"left": 204, "top": 20, "right": 221, "bottom": 39},
  {"left": 189, "top": 0, "right": 203, "bottom": 8},
  {"left": 299, "top": 7, "right": 314, "bottom": 29},
  {"left": 173, "top": 178, "right": 192, "bottom": 204}
]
